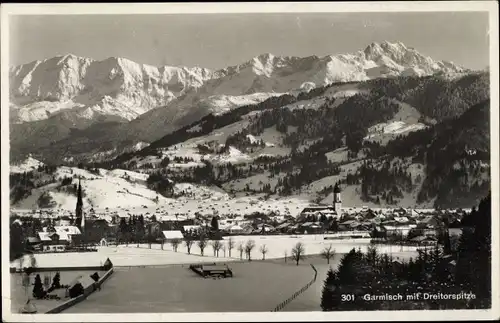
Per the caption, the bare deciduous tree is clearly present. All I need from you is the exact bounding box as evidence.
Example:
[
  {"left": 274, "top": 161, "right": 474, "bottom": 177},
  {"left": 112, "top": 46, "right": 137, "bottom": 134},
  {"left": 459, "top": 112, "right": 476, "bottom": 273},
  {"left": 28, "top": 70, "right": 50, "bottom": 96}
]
[
  {"left": 291, "top": 242, "right": 306, "bottom": 266},
  {"left": 198, "top": 236, "right": 208, "bottom": 256},
  {"left": 170, "top": 238, "right": 181, "bottom": 252},
  {"left": 245, "top": 240, "right": 256, "bottom": 261},
  {"left": 237, "top": 243, "right": 244, "bottom": 260},
  {"left": 211, "top": 240, "right": 223, "bottom": 257},
  {"left": 321, "top": 244, "right": 335, "bottom": 264},
  {"left": 184, "top": 236, "right": 194, "bottom": 254},
  {"left": 19, "top": 256, "right": 25, "bottom": 271},
  {"left": 227, "top": 237, "right": 235, "bottom": 257},
  {"left": 29, "top": 253, "right": 37, "bottom": 269},
  {"left": 260, "top": 244, "right": 268, "bottom": 260}
]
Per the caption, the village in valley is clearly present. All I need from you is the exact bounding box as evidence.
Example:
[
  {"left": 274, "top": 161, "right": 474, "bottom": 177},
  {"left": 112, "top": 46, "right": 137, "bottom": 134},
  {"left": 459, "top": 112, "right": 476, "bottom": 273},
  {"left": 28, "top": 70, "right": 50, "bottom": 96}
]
[
  {"left": 11, "top": 181, "right": 466, "bottom": 255},
  {"left": 9, "top": 173, "right": 482, "bottom": 314}
]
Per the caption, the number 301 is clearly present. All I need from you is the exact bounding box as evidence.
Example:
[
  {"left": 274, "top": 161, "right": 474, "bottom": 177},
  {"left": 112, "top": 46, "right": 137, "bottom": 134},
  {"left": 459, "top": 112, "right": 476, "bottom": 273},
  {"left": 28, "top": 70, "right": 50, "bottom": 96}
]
[{"left": 341, "top": 294, "right": 355, "bottom": 301}]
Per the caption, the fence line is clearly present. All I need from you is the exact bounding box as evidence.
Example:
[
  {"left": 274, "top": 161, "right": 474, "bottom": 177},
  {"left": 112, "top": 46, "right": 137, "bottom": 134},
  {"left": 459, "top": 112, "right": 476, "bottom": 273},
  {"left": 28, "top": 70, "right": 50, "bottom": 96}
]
[{"left": 271, "top": 264, "right": 317, "bottom": 312}]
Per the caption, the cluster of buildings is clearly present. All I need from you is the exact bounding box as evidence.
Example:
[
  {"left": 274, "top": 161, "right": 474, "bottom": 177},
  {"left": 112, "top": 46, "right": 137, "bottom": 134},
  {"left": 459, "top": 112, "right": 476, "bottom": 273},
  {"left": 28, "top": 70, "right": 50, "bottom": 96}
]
[
  {"left": 293, "top": 185, "right": 465, "bottom": 243},
  {"left": 12, "top": 184, "right": 468, "bottom": 252}
]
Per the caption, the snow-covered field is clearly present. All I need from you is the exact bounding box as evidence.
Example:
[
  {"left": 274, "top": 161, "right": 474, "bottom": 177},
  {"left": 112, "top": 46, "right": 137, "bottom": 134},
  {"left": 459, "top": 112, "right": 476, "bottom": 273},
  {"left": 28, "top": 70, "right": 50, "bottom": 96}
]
[
  {"left": 325, "top": 147, "right": 349, "bottom": 163},
  {"left": 154, "top": 234, "right": 422, "bottom": 261},
  {"left": 364, "top": 101, "right": 428, "bottom": 145},
  {"left": 219, "top": 235, "right": 422, "bottom": 260},
  {"left": 10, "top": 235, "right": 421, "bottom": 271},
  {"left": 10, "top": 246, "right": 237, "bottom": 269},
  {"left": 223, "top": 171, "right": 287, "bottom": 192}
]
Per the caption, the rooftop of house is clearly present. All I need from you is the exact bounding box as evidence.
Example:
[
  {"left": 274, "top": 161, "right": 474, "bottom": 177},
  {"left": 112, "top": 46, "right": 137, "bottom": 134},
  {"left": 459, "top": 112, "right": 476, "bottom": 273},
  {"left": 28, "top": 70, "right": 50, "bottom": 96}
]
[{"left": 162, "top": 230, "right": 184, "bottom": 240}]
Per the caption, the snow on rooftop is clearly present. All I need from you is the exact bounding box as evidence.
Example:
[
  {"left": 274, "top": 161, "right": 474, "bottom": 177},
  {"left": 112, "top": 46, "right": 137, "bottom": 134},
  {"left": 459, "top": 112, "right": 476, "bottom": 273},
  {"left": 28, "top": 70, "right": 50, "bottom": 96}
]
[{"left": 162, "top": 230, "right": 184, "bottom": 240}]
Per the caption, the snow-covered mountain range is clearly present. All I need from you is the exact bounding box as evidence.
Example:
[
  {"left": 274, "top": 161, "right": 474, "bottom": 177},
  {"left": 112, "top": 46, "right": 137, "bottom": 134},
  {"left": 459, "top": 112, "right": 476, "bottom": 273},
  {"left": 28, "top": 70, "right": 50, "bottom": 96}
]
[
  {"left": 9, "top": 41, "right": 468, "bottom": 164},
  {"left": 9, "top": 55, "right": 216, "bottom": 123},
  {"left": 10, "top": 41, "right": 464, "bottom": 124}
]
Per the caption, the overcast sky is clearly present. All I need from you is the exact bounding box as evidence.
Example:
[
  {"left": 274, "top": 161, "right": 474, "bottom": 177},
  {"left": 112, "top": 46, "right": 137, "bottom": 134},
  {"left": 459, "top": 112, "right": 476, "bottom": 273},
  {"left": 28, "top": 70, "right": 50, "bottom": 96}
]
[{"left": 9, "top": 12, "right": 489, "bottom": 70}]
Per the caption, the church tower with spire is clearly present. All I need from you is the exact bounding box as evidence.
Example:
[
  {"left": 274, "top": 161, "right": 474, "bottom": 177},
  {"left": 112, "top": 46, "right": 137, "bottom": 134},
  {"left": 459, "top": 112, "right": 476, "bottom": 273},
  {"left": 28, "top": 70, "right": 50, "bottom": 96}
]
[
  {"left": 333, "top": 183, "right": 342, "bottom": 213},
  {"left": 75, "top": 177, "right": 85, "bottom": 233}
]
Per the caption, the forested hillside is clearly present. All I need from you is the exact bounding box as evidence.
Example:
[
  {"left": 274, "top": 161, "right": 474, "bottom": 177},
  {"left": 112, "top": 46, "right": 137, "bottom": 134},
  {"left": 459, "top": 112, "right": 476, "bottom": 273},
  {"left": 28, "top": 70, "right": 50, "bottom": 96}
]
[{"left": 15, "top": 72, "right": 489, "bottom": 210}]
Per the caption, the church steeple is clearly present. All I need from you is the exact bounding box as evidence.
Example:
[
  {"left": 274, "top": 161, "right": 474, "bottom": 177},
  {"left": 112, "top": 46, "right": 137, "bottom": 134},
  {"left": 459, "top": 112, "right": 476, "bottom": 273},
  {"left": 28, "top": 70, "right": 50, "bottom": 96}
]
[
  {"left": 76, "top": 178, "right": 83, "bottom": 208},
  {"left": 333, "top": 183, "right": 342, "bottom": 213},
  {"left": 75, "top": 177, "right": 84, "bottom": 232}
]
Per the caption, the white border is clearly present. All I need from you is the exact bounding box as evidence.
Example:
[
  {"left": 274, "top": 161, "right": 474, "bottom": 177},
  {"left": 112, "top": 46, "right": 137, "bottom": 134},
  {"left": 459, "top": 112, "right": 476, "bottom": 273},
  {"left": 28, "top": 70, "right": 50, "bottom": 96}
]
[
  {"left": 1, "top": 1, "right": 499, "bottom": 322},
  {"left": 0, "top": 1, "right": 498, "bottom": 14}
]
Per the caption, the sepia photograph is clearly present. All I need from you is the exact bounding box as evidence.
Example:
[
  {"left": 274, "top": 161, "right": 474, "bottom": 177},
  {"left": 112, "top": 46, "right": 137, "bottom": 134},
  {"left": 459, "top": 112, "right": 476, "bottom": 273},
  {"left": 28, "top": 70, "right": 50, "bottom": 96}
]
[{"left": 1, "top": 2, "right": 499, "bottom": 322}]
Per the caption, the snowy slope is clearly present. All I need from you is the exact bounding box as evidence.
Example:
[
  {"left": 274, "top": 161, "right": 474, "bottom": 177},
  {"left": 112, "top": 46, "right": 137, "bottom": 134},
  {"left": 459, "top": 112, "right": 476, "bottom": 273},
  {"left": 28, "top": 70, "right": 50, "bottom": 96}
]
[
  {"left": 201, "top": 92, "right": 284, "bottom": 115},
  {"left": 11, "top": 162, "right": 312, "bottom": 216},
  {"left": 9, "top": 55, "right": 218, "bottom": 124},
  {"left": 10, "top": 156, "right": 45, "bottom": 173},
  {"left": 364, "top": 101, "right": 428, "bottom": 145},
  {"left": 11, "top": 172, "right": 313, "bottom": 219},
  {"left": 284, "top": 82, "right": 369, "bottom": 111},
  {"left": 129, "top": 116, "right": 291, "bottom": 171},
  {"left": 10, "top": 165, "right": 232, "bottom": 211}
]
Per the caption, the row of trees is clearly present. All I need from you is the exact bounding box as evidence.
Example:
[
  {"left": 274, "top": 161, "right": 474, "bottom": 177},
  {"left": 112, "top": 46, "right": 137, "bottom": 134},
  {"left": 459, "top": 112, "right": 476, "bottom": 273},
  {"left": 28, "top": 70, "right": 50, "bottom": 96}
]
[
  {"left": 117, "top": 215, "right": 146, "bottom": 245},
  {"left": 151, "top": 234, "right": 339, "bottom": 267}
]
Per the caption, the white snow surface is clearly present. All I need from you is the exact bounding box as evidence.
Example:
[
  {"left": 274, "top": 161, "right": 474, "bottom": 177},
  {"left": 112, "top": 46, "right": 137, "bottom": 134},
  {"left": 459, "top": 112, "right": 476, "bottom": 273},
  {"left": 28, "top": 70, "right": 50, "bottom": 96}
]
[
  {"left": 11, "top": 164, "right": 316, "bottom": 217},
  {"left": 364, "top": 101, "right": 428, "bottom": 144},
  {"left": 10, "top": 237, "right": 423, "bottom": 269},
  {"left": 208, "top": 146, "right": 253, "bottom": 165},
  {"left": 221, "top": 235, "right": 423, "bottom": 260},
  {"left": 10, "top": 156, "right": 45, "bottom": 173},
  {"left": 10, "top": 42, "right": 465, "bottom": 153},
  {"left": 202, "top": 92, "right": 284, "bottom": 115},
  {"left": 123, "top": 236, "right": 423, "bottom": 262},
  {"left": 10, "top": 245, "right": 236, "bottom": 269},
  {"left": 10, "top": 55, "right": 217, "bottom": 123}
]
